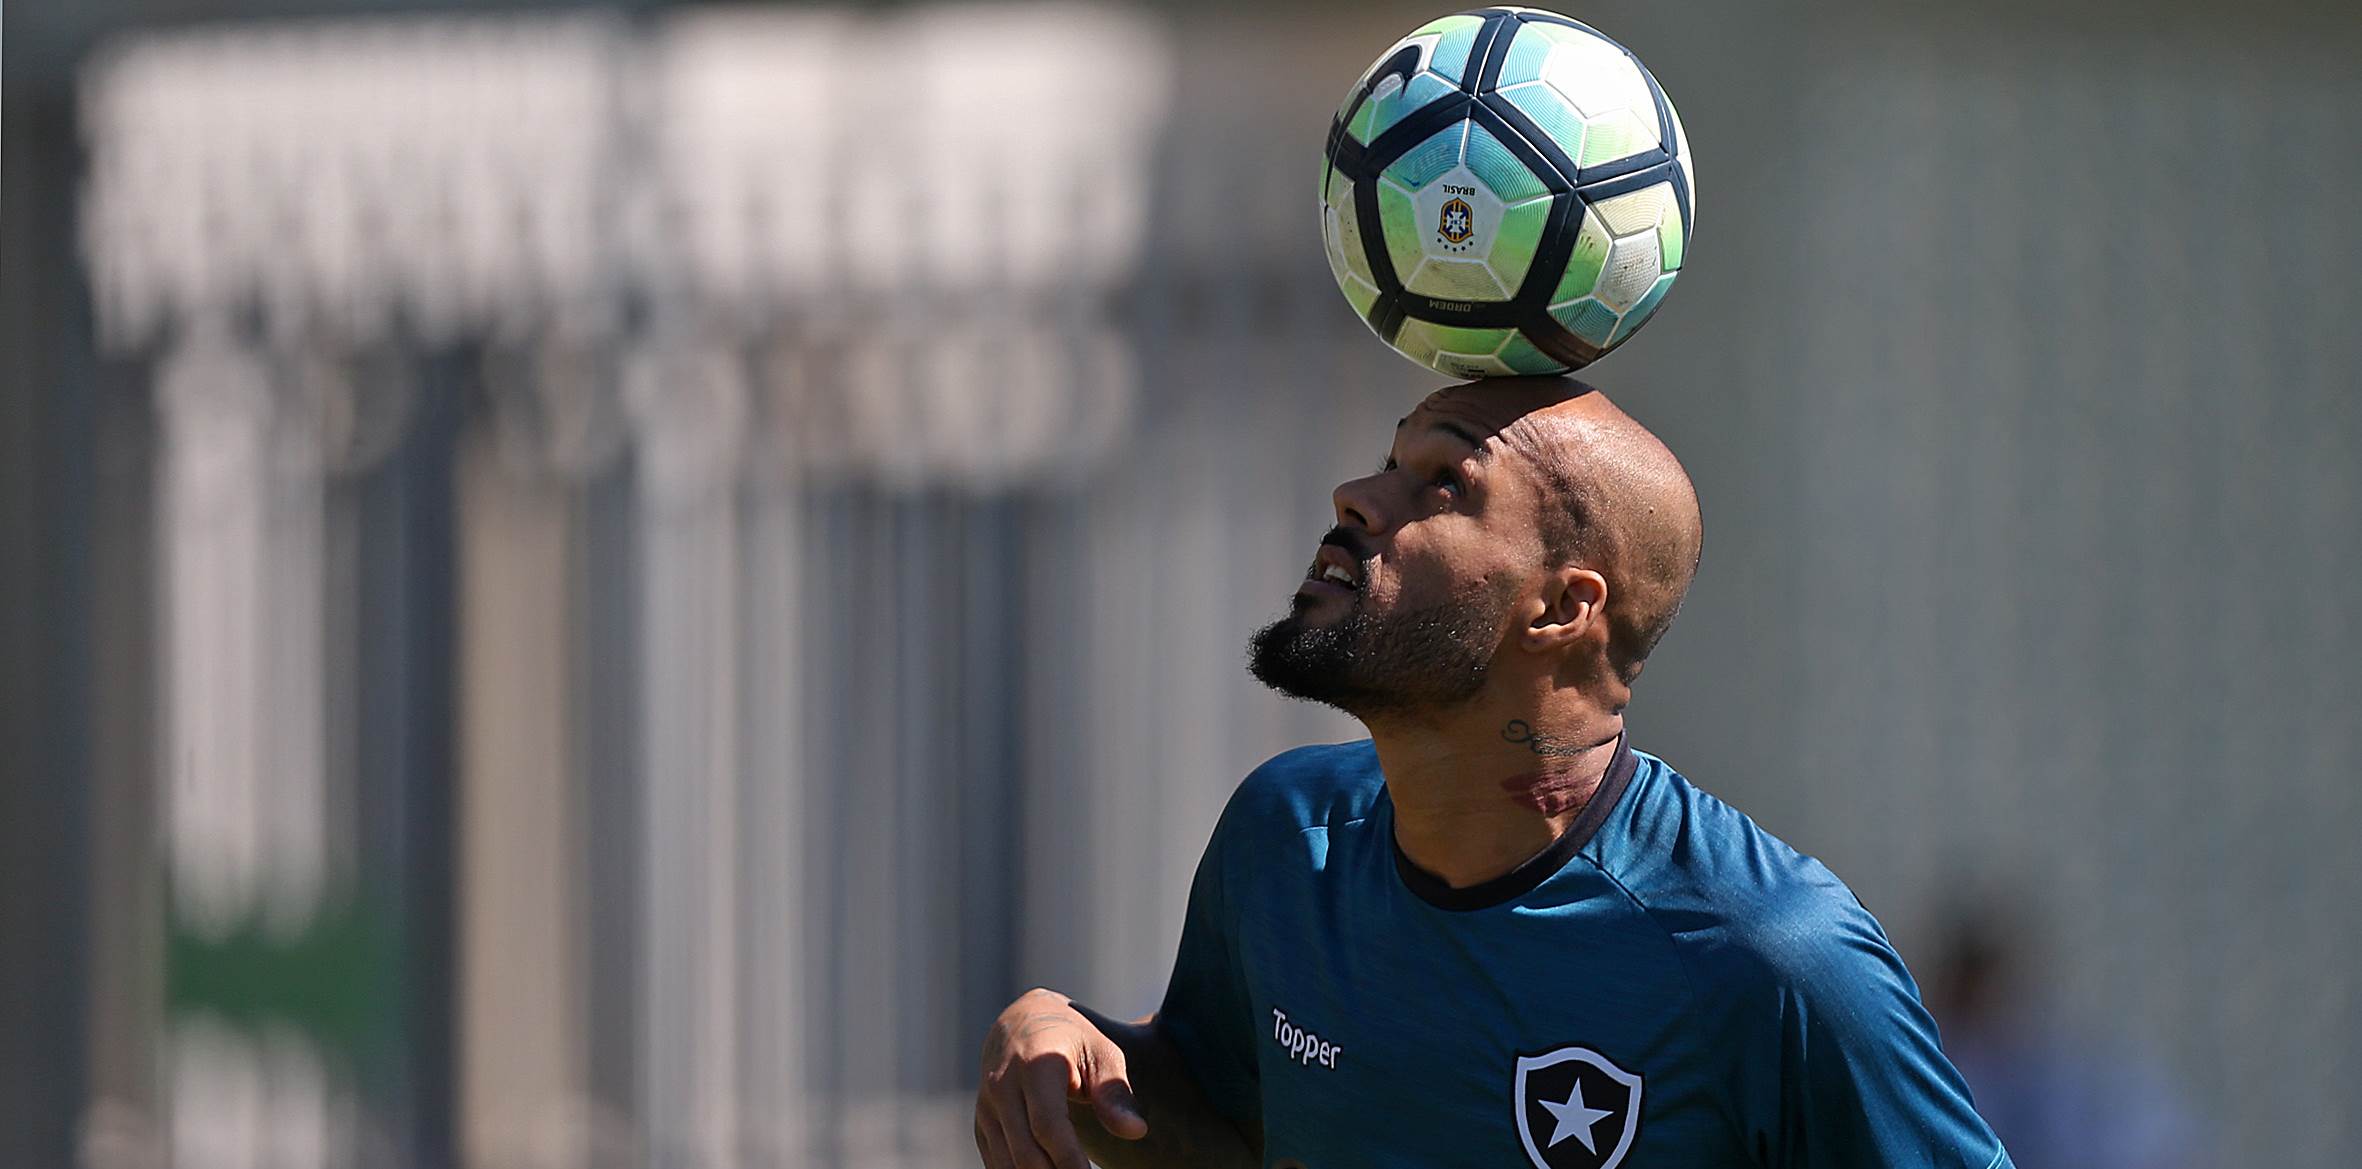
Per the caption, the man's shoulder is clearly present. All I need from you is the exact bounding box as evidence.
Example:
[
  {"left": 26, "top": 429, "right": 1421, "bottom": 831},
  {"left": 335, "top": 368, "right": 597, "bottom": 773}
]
[
  {"left": 1219, "top": 739, "right": 1387, "bottom": 837},
  {"left": 1604, "top": 754, "right": 1903, "bottom": 1000}
]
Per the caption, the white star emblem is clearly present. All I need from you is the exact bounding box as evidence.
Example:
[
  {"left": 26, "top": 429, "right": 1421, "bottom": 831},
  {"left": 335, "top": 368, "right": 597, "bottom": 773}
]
[{"left": 1538, "top": 1079, "right": 1615, "bottom": 1154}]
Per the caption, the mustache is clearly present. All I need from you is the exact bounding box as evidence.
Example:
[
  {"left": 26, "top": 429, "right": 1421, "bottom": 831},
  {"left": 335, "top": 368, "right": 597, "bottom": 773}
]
[{"left": 1319, "top": 526, "right": 1374, "bottom": 565}]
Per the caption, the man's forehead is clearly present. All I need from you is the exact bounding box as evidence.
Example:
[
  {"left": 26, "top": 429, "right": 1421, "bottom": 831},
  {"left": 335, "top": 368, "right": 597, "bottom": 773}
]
[
  {"left": 1397, "top": 380, "right": 1583, "bottom": 449},
  {"left": 1394, "top": 404, "right": 1500, "bottom": 454}
]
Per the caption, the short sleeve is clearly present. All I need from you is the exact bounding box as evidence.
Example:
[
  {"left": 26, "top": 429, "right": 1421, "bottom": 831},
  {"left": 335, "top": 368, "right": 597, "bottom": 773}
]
[
  {"left": 1770, "top": 905, "right": 2014, "bottom": 1169},
  {"left": 1155, "top": 800, "right": 1263, "bottom": 1135}
]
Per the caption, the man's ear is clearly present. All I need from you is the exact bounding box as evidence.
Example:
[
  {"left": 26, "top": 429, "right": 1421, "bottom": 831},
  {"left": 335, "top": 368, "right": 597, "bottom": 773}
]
[{"left": 1523, "top": 565, "right": 1607, "bottom": 652}]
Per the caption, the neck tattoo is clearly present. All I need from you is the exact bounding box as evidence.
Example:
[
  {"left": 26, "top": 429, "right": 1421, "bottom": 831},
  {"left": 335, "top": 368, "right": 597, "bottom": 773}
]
[
  {"left": 1497, "top": 720, "right": 1611, "bottom": 817},
  {"left": 1500, "top": 718, "right": 1587, "bottom": 758}
]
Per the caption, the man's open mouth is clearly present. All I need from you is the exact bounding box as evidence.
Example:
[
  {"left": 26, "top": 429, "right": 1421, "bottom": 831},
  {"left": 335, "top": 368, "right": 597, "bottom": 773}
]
[{"left": 1303, "top": 541, "right": 1365, "bottom": 591}]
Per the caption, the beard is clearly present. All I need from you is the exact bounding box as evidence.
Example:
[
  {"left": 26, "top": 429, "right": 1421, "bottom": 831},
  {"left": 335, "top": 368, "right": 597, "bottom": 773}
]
[{"left": 1247, "top": 575, "right": 1517, "bottom": 720}]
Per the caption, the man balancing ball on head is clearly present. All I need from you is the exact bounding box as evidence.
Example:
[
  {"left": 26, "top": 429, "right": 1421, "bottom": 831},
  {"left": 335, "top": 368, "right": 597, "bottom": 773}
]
[{"left": 975, "top": 378, "right": 2011, "bottom": 1169}]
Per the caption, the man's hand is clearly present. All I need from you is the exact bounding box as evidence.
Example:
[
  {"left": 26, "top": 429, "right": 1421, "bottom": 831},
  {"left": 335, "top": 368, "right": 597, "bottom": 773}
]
[{"left": 977, "top": 989, "right": 1151, "bottom": 1169}]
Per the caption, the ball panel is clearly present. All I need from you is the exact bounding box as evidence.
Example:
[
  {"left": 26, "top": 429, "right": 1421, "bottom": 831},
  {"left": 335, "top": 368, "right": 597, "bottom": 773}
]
[
  {"left": 1404, "top": 256, "right": 1507, "bottom": 301},
  {"left": 1608, "top": 272, "right": 1676, "bottom": 344},
  {"left": 1321, "top": 203, "right": 1352, "bottom": 286},
  {"left": 1549, "top": 297, "right": 1620, "bottom": 348},
  {"left": 1464, "top": 124, "right": 1550, "bottom": 204},
  {"left": 1348, "top": 69, "right": 1461, "bottom": 146},
  {"left": 1388, "top": 319, "right": 1442, "bottom": 365},
  {"left": 1425, "top": 14, "right": 1487, "bottom": 84},
  {"left": 1438, "top": 352, "right": 1518, "bottom": 378},
  {"left": 1496, "top": 84, "right": 1589, "bottom": 170},
  {"left": 1322, "top": 174, "right": 1379, "bottom": 291},
  {"left": 1550, "top": 209, "right": 1614, "bottom": 303},
  {"left": 1511, "top": 19, "right": 1593, "bottom": 53},
  {"left": 1405, "top": 160, "right": 1521, "bottom": 304},
  {"left": 1403, "top": 13, "right": 1466, "bottom": 38},
  {"left": 1594, "top": 230, "right": 1661, "bottom": 311},
  {"left": 1589, "top": 180, "right": 1673, "bottom": 236},
  {"left": 1540, "top": 32, "right": 1655, "bottom": 121},
  {"left": 1383, "top": 123, "right": 1467, "bottom": 191},
  {"left": 1429, "top": 321, "right": 1519, "bottom": 354},
  {"left": 1575, "top": 108, "right": 1658, "bottom": 168},
  {"left": 1394, "top": 319, "right": 1518, "bottom": 375},
  {"left": 1486, "top": 195, "right": 1553, "bottom": 294},
  {"left": 1398, "top": 317, "right": 1522, "bottom": 379},
  {"left": 1496, "top": 332, "right": 1572, "bottom": 376},
  {"left": 1324, "top": 169, "right": 1382, "bottom": 318},
  {"left": 1406, "top": 71, "right": 1461, "bottom": 114},
  {"left": 1658, "top": 205, "right": 1685, "bottom": 270},
  {"left": 1495, "top": 22, "right": 1558, "bottom": 88},
  {"left": 1377, "top": 180, "right": 1423, "bottom": 284}
]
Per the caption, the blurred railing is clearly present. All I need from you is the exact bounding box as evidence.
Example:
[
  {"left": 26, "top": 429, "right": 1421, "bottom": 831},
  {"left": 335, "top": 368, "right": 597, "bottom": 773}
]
[{"left": 79, "top": 9, "right": 1195, "bottom": 1168}]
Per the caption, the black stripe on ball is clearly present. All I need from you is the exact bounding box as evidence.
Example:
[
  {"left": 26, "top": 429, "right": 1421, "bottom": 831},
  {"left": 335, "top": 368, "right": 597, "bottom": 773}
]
[
  {"left": 1459, "top": 12, "right": 1512, "bottom": 96},
  {"left": 1574, "top": 156, "right": 1681, "bottom": 205},
  {"left": 1395, "top": 294, "right": 1527, "bottom": 329},
  {"left": 1521, "top": 308, "right": 1609, "bottom": 371}
]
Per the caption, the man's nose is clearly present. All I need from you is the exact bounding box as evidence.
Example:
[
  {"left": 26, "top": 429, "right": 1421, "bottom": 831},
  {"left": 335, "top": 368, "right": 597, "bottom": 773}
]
[{"left": 1333, "top": 473, "right": 1391, "bottom": 535}]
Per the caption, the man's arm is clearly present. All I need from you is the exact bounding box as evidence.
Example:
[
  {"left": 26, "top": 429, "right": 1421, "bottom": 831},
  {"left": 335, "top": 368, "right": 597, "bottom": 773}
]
[
  {"left": 977, "top": 989, "right": 1260, "bottom": 1169},
  {"left": 1760, "top": 903, "right": 2013, "bottom": 1169}
]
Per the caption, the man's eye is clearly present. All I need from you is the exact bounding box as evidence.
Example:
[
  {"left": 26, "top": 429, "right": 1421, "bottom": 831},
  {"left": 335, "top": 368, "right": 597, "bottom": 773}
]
[{"left": 1432, "top": 467, "right": 1462, "bottom": 497}]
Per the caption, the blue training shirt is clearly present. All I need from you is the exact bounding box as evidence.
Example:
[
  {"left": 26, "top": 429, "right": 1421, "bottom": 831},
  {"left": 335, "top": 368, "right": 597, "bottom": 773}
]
[{"left": 1157, "top": 737, "right": 2012, "bottom": 1169}]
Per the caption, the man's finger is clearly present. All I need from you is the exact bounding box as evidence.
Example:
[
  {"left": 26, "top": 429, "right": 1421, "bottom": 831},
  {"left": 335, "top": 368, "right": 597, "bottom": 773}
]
[
  {"left": 1021, "top": 1057, "right": 1093, "bottom": 1169},
  {"left": 974, "top": 1105, "right": 1011, "bottom": 1169},
  {"left": 1077, "top": 1037, "right": 1148, "bottom": 1141},
  {"left": 1088, "top": 1074, "right": 1150, "bottom": 1142},
  {"left": 989, "top": 1077, "right": 1059, "bottom": 1169}
]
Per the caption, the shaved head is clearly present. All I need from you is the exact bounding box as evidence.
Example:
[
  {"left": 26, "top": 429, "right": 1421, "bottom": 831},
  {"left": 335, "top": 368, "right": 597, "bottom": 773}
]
[{"left": 1484, "top": 380, "right": 1703, "bottom": 682}]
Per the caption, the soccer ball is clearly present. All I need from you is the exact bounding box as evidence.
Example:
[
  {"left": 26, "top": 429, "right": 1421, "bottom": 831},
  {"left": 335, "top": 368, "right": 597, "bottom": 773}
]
[{"left": 1320, "top": 7, "right": 1693, "bottom": 379}]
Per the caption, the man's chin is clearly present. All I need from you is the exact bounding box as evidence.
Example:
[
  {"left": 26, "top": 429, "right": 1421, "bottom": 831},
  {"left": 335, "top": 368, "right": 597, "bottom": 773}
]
[
  {"left": 1246, "top": 584, "right": 1502, "bottom": 717},
  {"left": 1246, "top": 612, "right": 1365, "bottom": 712}
]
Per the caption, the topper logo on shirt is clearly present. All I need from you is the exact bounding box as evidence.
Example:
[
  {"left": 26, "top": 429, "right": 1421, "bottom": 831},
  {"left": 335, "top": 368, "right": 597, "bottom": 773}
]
[
  {"left": 1512, "top": 1045, "right": 1643, "bottom": 1169},
  {"left": 1270, "top": 1007, "right": 1342, "bottom": 1069}
]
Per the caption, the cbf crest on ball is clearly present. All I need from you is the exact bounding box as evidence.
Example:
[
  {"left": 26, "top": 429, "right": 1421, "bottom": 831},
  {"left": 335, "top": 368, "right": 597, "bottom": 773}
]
[{"left": 1321, "top": 7, "right": 1693, "bottom": 379}]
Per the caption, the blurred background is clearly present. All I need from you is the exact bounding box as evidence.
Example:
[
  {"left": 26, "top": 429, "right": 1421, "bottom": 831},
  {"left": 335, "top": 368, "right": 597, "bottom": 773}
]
[{"left": 4, "top": 0, "right": 2358, "bottom": 1167}]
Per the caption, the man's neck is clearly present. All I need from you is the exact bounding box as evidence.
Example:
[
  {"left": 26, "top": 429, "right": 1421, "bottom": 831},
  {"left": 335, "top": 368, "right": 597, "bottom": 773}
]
[{"left": 1366, "top": 702, "right": 1623, "bottom": 891}]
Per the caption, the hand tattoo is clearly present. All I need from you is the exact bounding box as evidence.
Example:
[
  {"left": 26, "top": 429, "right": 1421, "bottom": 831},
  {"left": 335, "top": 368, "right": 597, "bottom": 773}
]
[{"left": 984, "top": 1009, "right": 1080, "bottom": 1069}]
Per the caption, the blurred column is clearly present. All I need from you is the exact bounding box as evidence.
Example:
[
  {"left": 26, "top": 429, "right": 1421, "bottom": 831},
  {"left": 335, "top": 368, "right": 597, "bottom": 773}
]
[
  {"left": 737, "top": 455, "right": 811, "bottom": 1169},
  {"left": 81, "top": 361, "right": 164, "bottom": 1169},
  {"left": 453, "top": 334, "right": 639, "bottom": 1169},
  {"left": 626, "top": 337, "right": 761, "bottom": 1169},
  {"left": 152, "top": 326, "right": 356, "bottom": 1169},
  {"left": 454, "top": 400, "right": 587, "bottom": 1169}
]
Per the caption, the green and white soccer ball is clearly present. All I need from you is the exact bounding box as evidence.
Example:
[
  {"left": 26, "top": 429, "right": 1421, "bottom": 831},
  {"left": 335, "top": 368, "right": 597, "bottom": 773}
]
[{"left": 1321, "top": 7, "right": 1693, "bottom": 379}]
